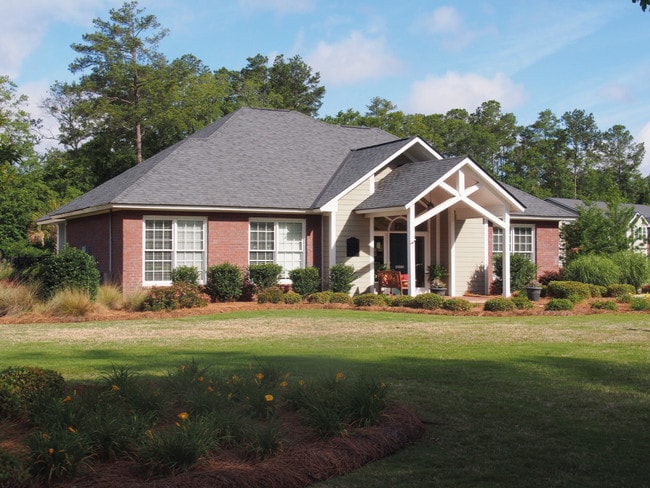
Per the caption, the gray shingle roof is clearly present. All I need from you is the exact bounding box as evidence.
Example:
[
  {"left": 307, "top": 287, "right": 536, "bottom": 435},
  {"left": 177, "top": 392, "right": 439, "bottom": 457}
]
[
  {"left": 356, "top": 157, "right": 465, "bottom": 211},
  {"left": 545, "top": 197, "right": 650, "bottom": 221},
  {"left": 42, "top": 108, "right": 397, "bottom": 219},
  {"left": 501, "top": 184, "right": 576, "bottom": 219}
]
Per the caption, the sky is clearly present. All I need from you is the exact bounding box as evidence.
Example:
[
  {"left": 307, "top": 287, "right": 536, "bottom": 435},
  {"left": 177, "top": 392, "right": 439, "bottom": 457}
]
[{"left": 2, "top": 0, "right": 650, "bottom": 176}]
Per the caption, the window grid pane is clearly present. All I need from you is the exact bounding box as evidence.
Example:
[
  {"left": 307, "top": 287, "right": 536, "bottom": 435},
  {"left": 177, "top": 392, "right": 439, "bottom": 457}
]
[
  {"left": 249, "top": 221, "right": 304, "bottom": 273},
  {"left": 493, "top": 228, "right": 504, "bottom": 253}
]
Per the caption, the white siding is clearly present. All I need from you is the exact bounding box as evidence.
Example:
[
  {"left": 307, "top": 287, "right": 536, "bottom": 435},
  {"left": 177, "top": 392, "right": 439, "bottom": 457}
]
[{"left": 454, "top": 217, "right": 486, "bottom": 295}]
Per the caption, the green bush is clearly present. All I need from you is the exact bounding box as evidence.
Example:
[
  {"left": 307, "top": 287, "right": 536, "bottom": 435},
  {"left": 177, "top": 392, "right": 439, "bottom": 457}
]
[
  {"left": 412, "top": 292, "right": 444, "bottom": 310},
  {"left": 170, "top": 266, "right": 199, "bottom": 285},
  {"left": 545, "top": 298, "right": 574, "bottom": 311},
  {"left": 492, "top": 253, "right": 538, "bottom": 292},
  {"left": 483, "top": 297, "right": 515, "bottom": 312},
  {"left": 589, "top": 284, "right": 607, "bottom": 298},
  {"left": 564, "top": 254, "right": 621, "bottom": 287},
  {"left": 328, "top": 263, "right": 355, "bottom": 293},
  {"left": 256, "top": 287, "right": 285, "bottom": 304},
  {"left": 306, "top": 291, "right": 334, "bottom": 304},
  {"left": 629, "top": 296, "right": 650, "bottom": 311},
  {"left": 617, "top": 293, "right": 632, "bottom": 303},
  {"left": 511, "top": 295, "right": 534, "bottom": 310},
  {"left": 39, "top": 246, "right": 101, "bottom": 300},
  {"left": 386, "top": 295, "right": 415, "bottom": 307},
  {"left": 142, "top": 283, "right": 208, "bottom": 311},
  {"left": 283, "top": 291, "right": 303, "bottom": 304},
  {"left": 205, "top": 263, "right": 243, "bottom": 302},
  {"left": 0, "top": 448, "right": 30, "bottom": 485},
  {"left": 0, "top": 367, "right": 65, "bottom": 418},
  {"left": 288, "top": 267, "right": 320, "bottom": 296},
  {"left": 611, "top": 251, "right": 650, "bottom": 290},
  {"left": 329, "top": 292, "right": 353, "bottom": 304},
  {"left": 442, "top": 298, "right": 472, "bottom": 312},
  {"left": 248, "top": 264, "right": 282, "bottom": 290},
  {"left": 353, "top": 293, "right": 386, "bottom": 307},
  {"left": 591, "top": 300, "right": 618, "bottom": 311},
  {"left": 607, "top": 283, "right": 637, "bottom": 298},
  {"left": 546, "top": 281, "right": 591, "bottom": 303}
]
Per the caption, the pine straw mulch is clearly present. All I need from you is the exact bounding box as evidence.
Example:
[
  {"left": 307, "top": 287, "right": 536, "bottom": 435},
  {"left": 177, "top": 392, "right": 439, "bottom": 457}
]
[{"left": 2, "top": 403, "right": 425, "bottom": 488}]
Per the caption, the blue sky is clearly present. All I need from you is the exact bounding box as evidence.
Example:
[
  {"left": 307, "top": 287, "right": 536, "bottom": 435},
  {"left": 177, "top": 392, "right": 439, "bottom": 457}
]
[{"left": 2, "top": 0, "right": 650, "bottom": 175}]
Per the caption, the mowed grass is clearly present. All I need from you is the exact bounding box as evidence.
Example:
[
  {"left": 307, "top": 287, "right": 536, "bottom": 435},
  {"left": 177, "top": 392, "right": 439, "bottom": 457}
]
[{"left": 1, "top": 309, "right": 649, "bottom": 487}]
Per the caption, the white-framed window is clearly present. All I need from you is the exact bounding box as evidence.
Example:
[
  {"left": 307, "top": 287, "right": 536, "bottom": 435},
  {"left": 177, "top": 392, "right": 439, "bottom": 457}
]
[
  {"left": 492, "top": 225, "right": 535, "bottom": 261},
  {"left": 143, "top": 217, "right": 206, "bottom": 285},
  {"left": 249, "top": 219, "right": 305, "bottom": 277}
]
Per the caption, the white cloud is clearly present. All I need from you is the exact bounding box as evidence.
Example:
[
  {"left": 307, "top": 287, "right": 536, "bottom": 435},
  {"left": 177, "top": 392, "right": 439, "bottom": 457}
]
[
  {"left": 638, "top": 122, "right": 650, "bottom": 177},
  {"left": 0, "top": 0, "right": 120, "bottom": 78},
  {"left": 406, "top": 72, "right": 526, "bottom": 114},
  {"left": 237, "top": 0, "right": 315, "bottom": 14},
  {"left": 307, "top": 31, "right": 403, "bottom": 86},
  {"left": 20, "top": 80, "right": 61, "bottom": 152},
  {"left": 421, "top": 6, "right": 462, "bottom": 34}
]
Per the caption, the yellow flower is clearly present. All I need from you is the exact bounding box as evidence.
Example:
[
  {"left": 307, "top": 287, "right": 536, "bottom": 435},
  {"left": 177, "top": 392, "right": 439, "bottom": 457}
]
[
  {"left": 231, "top": 374, "right": 239, "bottom": 383},
  {"left": 42, "top": 433, "right": 49, "bottom": 439},
  {"left": 279, "top": 381, "right": 288, "bottom": 388},
  {"left": 207, "top": 385, "right": 214, "bottom": 392},
  {"left": 265, "top": 394, "right": 274, "bottom": 402},
  {"left": 227, "top": 392, "right": 233, "bottom": 400},
  {"left": 145, "top": 429, "right": 153, "bottom": 439},
  {"left": 335, "top": 372, "right": 345, "bottom": 382},
  {"left": 111, "top": 384, "right": 120, "bottom": 391},
  {"left": 48, "top": 448, "right": 54, "bottom": 455},
  {"left": 298, "top": 379, "right": 305, "bottom": 386},
  {"left": 67, "top": 426, "right": 76, "bottom": 433},
  {"left": 198, "top": 376, "right": 204, "bottom": 382},
  {"left": 63, "top": 395, "right": 71, "bottom": 403},
  {"left": 180, "top": 364, "right": 186, "bottom": 372},
  {"left": 177, "top": 412, "right": 189, "bottom": 421},
  {"left": 255, "top": 373, "right": 264, "bottom": 380}
]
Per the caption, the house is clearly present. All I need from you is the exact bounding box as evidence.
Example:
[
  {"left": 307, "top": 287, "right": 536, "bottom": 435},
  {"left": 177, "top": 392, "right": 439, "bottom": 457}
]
[
  {"left": 37, "top": 107, "right": 575, "bottom": 297},
  {"left": 545, "top": 197, "right": 650, "bottom": 256}
]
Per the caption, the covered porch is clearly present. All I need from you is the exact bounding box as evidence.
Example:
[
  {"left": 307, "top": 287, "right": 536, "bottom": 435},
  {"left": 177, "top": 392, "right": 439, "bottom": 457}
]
[{"left": 355, "top": 157, "right": 524, "bottom": 297}]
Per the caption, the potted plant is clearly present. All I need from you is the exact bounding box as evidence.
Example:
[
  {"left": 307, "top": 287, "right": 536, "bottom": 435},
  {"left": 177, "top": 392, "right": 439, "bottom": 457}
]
[
  {"left": 525, "top": 279, "right": 543, "bottom": 301},
  {"left": 427, "top": 264, "right": 447, "bottom": 295}
]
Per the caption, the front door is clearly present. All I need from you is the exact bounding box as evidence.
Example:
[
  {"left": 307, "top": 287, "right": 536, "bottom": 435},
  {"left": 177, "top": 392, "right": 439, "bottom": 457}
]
[{"left": 389, "top": 233, "right": 425, "bottom": 288}]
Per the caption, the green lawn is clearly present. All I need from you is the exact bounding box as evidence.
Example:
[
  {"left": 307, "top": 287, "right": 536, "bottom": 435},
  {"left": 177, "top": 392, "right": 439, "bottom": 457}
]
[{"left": 1, "top": 309, "right": 649, "bottom": 487}]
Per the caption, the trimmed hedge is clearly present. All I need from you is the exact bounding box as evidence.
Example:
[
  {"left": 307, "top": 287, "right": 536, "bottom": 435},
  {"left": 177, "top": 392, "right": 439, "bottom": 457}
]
[
  {"left": 545, "top": 298, "right": 574, "bottom": 311},
  {"left": 607, "top": 284, "right": 636, "bottom": 298},
  {"left": 256, "top": 287, "right": 285, "bottom": 304},
  {"left": 307, "top": 291, "right": 334, "bottom": 304},
  {"left": 39, "top": 246, "right": 101, "bottom": 300},
  {"left": 289, "top": 267, "right": 320, "bottom": 296},
  {"left": 142, "top": 283, "right": 208, "bottom": 311},
  {"left": 591, "top": 300, "right": 618, "bottom": 311},
  {"left": 328, "top": 264, "right": 355, "bottom": 293},
  {"left": 205, "top": 263, "right": 244, "bottom": 302},
  {"left": 170, "top": 265, "right": 199, "bottom": 285},
  {"left": 483, "top": 297, "right": 515, "bottom": 312},
  {"left": 442, "top": 298, "right": 472, "bottom": 312},
  {"left": 248, "top": 264, "right": 282, "bottom": 290},
  {"left": 329, "top": 292, "right": 353, "bottom": 304},
  {"left": 511, "top": 295, "right": 534, "bottom": 310},
  {"left": 283, "top": 290, "right": 303, "bottom": 304},
  {"left": 353, "top": 293, "right": 387, "bottom": 307},
  {"left": 546, "top": 281, "right": 591, "bottom": 304},
  {"left": 412, "top": 293, "right": 444, "bottom": 310},
  {"left": 630, "top": 296, "right": 650, "bottom": 311},
  {"left": 0, "top": 366, "right": 65, "bottom": 419},
  {"left": 386, "top": 295, "right": 415, "bottom": 307}
]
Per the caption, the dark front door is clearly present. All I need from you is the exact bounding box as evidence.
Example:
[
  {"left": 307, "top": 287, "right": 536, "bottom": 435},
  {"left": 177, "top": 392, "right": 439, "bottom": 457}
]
[{"left": 390, "top": 233, "right": 425, "bottom": 287}]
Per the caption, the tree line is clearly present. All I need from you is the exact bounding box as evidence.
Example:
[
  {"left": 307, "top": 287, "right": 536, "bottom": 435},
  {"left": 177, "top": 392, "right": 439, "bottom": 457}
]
[{"left": 1, "top": 0, "right": 648, "bottom": 262}]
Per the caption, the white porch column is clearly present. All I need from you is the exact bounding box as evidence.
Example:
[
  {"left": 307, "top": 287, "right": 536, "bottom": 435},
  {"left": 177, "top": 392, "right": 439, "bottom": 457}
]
[
  {"left": 329, "top": 211, "right": 337, "bottom": 268},
  {"left": 502, "top": 212, "right": 511, "bottom": 297},
  {"left": 449, "top": 211, "right": 455, "bottom": 297},
  {"left": 407, "top": 206, "right": 416, "bottom": 294},
  {"left": 369, "top": 217, "right": 375, "bottom": 292}
]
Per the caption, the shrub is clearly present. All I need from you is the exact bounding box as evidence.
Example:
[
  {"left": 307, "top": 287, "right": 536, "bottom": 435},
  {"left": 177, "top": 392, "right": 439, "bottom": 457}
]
[
  {"left": 0, "top": 281, "right": 36, "bottom": 316},
  {"left": 256, "top": 287, "right": 285, "bottom": 304},
  {"left": 545, "top": 298, "right": 574, "bottom": 311},
  {"left": 412, "top": 292, "right": 444, "bottom": 310},
  {"left": 96, "top": 284, "right": 124, "bottom": 310},
  {"left": 124, "top": 288, "right": 148, "bottom": 311},
  {"left": 328, "top": 264, "right": 355, "bottom": 293},
  {"left": 442, "top": 298, "right": 472, "bottom": 312},
  {"left": 386, "top": 295, "right": 415, "bottom": 307},
  {"left": 306, "top": 291, "right": 333, "bottom": 304},
  {"left": 0, "top": 261, "right": 13, "bottom": 281},
  {"left": 630, "top": 296, "right": 650, "bottom": 311},
  {"left": 288, "top": 267, "right": 320, "bottom": 296},
  {"left": 510, "top": 295, "right": 534, "bottom": 310},
  {"left": 170, "top": 266, "right": 199, "bottom": 285},
  {"left": 47, "top": 288, "right": 94, "bottom": 317},
  {"left": 329, "top": 292, "right": 353, "bottom": 304},
  {"left": 39, "top": 246, "right": 101, "bottom": 300},
  {"left": 591, "top": 300, "right": 618, "bottom": 311},
  {"left": 617, "top": 293, "right": 632, "bottom": 303},
  {"left": 546, "top": 281, "right": 591, "bottom": 303},
  {"left": 0, "top": 367, "right": 65, "bottom": 418},
  {"left": 248, "top": 264, "right": 282, "bottom": 290},
  {"left": 607, "top": 283, "right": 637, "bottom": 298},
  {"left": 142, "top": 283, "right": 208, "bottom": 311},
  {"left": 492, "top": 253, "right": 538, "bottom": 292},
  {"left": 588, "top": 284, "right": 607, "bottom": 298},
  {"left": 0, "top": 448, "right": 30, "bottom": 485},
  {"left": 564, "top": 254, "right": 621, "bottom": 287},
  {"left": 205, "top": 263, "right": 243, "bottom": 302},
  {"left": 483, "top": 297, "right": 515, "bottom": 312},
  {"left": 353, "top": 293, "right": 386, "bottom": 307},
  {"left": 611, "top": 251, "right": 650, "bottom": 290},
  {"left": 283, "top": 291, "right": 303, "bottom": 304}
]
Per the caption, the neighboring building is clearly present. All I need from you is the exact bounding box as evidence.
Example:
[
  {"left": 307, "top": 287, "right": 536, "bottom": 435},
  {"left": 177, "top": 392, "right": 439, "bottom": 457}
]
[
  {"left": 38, "top": 108, "right": 576, "bottom": 297},
  {"left": 545, "top": 198, "right": 650, "bottom": 256}
]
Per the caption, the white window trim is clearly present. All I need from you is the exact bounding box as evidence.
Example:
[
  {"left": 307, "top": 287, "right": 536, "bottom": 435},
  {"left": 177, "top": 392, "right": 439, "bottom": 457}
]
[
  {"left": 248, "top": 218, "right": 306, "bottom": 278},
  {"left": 493, "top": 224, "right": 536, "bottom": 262},
  {"left": 142, "top": 216, "right": 207, "bottom": 286}
]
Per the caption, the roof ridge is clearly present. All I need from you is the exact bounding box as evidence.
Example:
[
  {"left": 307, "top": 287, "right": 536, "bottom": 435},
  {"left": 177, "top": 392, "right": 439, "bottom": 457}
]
[{"left": 349, "top": 136, "right": 413, "bottom": 152}]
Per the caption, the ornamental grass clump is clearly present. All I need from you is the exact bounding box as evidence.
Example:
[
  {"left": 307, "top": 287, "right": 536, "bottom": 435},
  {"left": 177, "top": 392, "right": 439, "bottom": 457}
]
[
  {"left": 95, "top": 283, "right": 125, "bottom": 310},
  {"left": 46, "top": 288, "right": 94, "bottom": 317},
  {"left": 0, "top": 280, "right": 37, "bottom": 317}
]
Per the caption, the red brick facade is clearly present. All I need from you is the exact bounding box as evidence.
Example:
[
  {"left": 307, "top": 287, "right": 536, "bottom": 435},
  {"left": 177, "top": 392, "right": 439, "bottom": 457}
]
[{"left": 65, "top": 210, "right": 323, "bottom": 294}]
